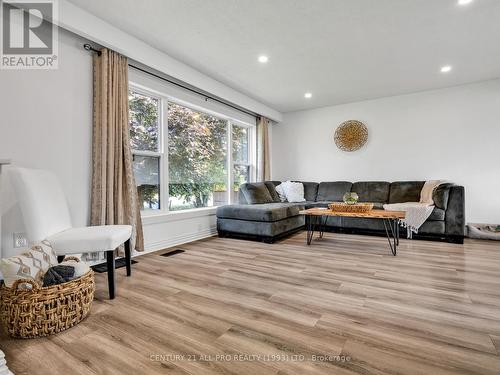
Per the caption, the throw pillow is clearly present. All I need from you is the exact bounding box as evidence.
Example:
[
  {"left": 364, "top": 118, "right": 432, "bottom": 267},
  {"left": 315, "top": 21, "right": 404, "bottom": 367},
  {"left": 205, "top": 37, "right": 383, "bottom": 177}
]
[
  {"left": 241, "top": 183, "right": 274, "bottom": 204},
  {"left": 264, "top": 182, "right": 281, "bottom": 203},
  {"left": 420, "top": 180, "right": 447, "bottom": 204},
  {"left": 0, "top": 242, "right": 58, "bottom": 288},
  {"left": 282, "top": 181, "right": 306, "bottom": 203},
  {"left": 275, "top": 183, "right": 287, "bottom": 202}
]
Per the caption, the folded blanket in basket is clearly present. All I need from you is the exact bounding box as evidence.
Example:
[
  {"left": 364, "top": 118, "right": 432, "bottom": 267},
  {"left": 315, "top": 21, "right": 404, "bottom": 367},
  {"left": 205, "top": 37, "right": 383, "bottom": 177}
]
[{"left": 42, "top": 265, "right": 75, "bottom": 287}]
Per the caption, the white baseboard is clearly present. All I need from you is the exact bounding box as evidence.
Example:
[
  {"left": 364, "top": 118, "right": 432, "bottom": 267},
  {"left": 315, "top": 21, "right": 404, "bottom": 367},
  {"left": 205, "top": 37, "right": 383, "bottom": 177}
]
[{"left": 140, "top": 226, "right": 217, "bottom": 254}]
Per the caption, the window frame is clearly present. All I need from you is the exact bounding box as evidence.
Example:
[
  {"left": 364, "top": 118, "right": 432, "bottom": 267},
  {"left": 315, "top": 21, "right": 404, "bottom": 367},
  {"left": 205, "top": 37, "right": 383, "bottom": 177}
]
[
  {"left": 129, "top": 82, "right": 256, "bottom": 216},
  {"left": 229, "top": 121, "right": 254, "bottom": 204},
  {"left": 129, "top": 87, "right": 165, "bottom": 211}
]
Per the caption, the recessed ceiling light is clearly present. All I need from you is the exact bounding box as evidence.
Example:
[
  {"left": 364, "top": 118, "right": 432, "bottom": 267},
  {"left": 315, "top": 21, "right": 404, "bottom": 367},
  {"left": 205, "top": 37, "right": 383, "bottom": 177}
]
[
  {"left": 440, "top": 65, "right": 452, "bottom": 73},
  {"left": 458, "top": 0, "right": 473, "bottom": 5},
  {"left": 258, "top": 55, "right": 268, "bottom": 63},
  {"left": 304, "top": 92, "right": 312, "bottom": 99}
]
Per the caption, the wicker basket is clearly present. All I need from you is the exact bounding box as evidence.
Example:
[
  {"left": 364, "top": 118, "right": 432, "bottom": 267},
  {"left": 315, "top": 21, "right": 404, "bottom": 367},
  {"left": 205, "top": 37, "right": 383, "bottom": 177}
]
[
  {"left": 0, "top": 260, "right": 95, "bottom": 339},
  {"left": 328, "top": 202, "right": 374, "bottom": 213}
]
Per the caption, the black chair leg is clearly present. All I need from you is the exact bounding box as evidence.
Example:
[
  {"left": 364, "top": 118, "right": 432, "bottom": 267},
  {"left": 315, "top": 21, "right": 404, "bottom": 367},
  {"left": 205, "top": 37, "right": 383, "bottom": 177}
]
[
  {"left": 124, "top": 239, "right": 131, "bottom": 277},
  {"left": 106, "top": 250, "right": 115, "bottom": 299}
]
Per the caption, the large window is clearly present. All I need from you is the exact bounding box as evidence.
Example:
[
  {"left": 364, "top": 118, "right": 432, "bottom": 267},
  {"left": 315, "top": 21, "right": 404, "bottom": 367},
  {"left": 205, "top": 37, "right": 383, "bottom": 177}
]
[{"left": 129, "top": 86, "right": 254, "bottom": 213}]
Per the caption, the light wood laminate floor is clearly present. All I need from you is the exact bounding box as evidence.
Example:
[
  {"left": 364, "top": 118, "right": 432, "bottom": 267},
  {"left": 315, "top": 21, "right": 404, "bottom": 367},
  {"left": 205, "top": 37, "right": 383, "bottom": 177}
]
[{"left": 2, "top": 232, "right": 500, "bottom": 374}]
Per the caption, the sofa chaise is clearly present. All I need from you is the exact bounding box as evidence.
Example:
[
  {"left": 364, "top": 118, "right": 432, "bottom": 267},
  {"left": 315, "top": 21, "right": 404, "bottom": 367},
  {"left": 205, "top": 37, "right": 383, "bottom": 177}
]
[{"left": 216, "top": 181, "right": 465, "bottom": 244}]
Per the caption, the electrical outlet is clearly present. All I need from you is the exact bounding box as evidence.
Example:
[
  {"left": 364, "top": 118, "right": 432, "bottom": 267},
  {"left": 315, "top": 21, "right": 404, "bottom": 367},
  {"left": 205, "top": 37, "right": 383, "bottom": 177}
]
[{"left": 13, "top": 232, "right": 28, "bottom": 248}]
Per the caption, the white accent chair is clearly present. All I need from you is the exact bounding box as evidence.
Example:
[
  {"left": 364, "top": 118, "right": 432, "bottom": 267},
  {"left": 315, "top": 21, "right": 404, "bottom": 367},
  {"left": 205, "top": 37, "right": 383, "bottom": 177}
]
[{"left": 9, "top": 167, "right": 132, "bottom": 299}]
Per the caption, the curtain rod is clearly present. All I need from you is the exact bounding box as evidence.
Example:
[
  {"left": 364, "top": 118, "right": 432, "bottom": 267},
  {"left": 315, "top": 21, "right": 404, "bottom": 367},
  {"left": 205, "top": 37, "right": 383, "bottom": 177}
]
[{"left": 83, "top": 43, "right": 258, "bottom": 119}]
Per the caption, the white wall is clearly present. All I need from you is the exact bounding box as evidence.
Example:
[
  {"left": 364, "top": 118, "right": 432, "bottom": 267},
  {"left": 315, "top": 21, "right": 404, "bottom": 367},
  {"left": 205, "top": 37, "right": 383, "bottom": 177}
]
[
  {"left": 0, "top": 29, "right": 92, "bottom": 258},
  {"left": 272, "top": 79, "right": 500, "bottom": 224}
]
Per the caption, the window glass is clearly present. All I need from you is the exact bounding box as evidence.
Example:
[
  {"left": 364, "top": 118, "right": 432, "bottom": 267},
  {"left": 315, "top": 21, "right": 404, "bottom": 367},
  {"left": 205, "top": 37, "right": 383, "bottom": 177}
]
[
  {"left": 232, "top": 125, "right": 248, "bottom": 163},
  {"left": 129, "top": 91, "right": 160, "bottom": 152},
  {"left": 133, "top": 155, "right": 160, "bottom": 210},
  {"left": 232, "top": 125, "right": 250, "bottom": 203},
  {"left": 168, "top": 102, "right": 228, "bottom": 211}
]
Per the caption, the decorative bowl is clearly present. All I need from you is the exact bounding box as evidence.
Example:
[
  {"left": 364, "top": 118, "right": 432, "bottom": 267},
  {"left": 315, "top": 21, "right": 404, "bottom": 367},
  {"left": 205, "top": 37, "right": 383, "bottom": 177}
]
[{"left": 343, "top": 192, "right": 359, "bottom": 205}]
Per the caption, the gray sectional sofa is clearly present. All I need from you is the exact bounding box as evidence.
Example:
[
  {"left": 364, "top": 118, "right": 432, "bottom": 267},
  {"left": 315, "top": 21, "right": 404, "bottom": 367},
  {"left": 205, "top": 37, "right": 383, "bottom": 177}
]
[{"left": 216, "top": 181, "right": 465, "bottom": 244}]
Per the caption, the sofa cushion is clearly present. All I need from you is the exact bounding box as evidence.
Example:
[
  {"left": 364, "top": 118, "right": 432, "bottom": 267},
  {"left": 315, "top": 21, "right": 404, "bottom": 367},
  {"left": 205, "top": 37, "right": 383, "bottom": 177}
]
[
  {"left": 433, "top": 183, "right": 452, "bottom": 210},
  {"left": 389, "top": 181, "right": 425, "bottom": 203},
  {"left": 351, "top": 181, "right": 390, "bottom": 203},
  {"left": 300, "top": 182, "right": 319, "bottom": 202},
  {"left": 216, "top": 203, "right": 303, "bottom": 222},
  {"left": 419, "top": 220, "right": 445, "bottom": 234},
  {"left": 337, "top": 217, "right": 386, "bottom": 231},
  {"left": 317, "top": 182, "right": 352, "bottom": 201},
  {"left": 264, "top": 182, "right": 281, "bottom": 202},
  {"left": 217, "top": 215, "right": 304, "bottom": 237},
  {"left": 428, "top": 207, "right": 446, "bottom": 221},
  {"left": 240, "top": 183, "right": 274, "bottom": 204}
]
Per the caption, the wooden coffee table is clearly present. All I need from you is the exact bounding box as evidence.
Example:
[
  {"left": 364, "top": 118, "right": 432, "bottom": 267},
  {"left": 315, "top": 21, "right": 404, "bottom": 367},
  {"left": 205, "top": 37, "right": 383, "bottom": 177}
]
[{"left": 299, "top": 208, "right": 406, "bottom": 255}]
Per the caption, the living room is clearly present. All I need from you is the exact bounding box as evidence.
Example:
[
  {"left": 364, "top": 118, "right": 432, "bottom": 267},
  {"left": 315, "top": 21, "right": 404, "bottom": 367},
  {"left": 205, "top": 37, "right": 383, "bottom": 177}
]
[{"left": 0, "top": 0, "right": 499, "bottom": 374}]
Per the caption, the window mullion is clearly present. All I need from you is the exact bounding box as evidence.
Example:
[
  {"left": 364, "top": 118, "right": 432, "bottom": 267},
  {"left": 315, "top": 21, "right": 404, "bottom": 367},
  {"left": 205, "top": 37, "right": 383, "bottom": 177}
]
[
  {"left": 163, "top": 100, "right": 169, "bottom": 213},
  {"left": 227, "top": 120, "right": 233, "bottom": 204},
  {"left": 250, "top": 126, "right": 256, "bottom": 182}
]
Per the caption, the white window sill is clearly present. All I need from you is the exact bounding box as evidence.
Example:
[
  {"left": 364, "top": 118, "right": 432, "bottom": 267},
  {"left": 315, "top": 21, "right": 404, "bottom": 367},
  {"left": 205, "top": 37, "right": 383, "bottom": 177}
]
[{"left": 141, "top": 206, "right": 218, "bottom": 225}]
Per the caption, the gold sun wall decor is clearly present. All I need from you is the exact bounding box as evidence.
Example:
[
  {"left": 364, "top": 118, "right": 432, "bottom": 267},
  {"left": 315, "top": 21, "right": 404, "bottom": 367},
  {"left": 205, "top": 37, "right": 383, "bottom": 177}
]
[{"left": 334, "top": 120, "right": 368, "bottom": 152}]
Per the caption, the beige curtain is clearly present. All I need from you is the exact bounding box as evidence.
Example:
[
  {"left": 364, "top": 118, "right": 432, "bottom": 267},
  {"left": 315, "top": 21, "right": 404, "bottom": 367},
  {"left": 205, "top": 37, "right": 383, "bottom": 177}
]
[
  {"left": 91, "top": 48, "right": 144, "bottom": 252},
  {"left": 256, "top": 116, "right": 271, "bottom": 182}
]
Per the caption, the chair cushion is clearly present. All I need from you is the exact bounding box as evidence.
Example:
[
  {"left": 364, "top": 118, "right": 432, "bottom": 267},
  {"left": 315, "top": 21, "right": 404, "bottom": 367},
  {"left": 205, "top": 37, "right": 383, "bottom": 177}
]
[
  {"left": 216, "top": 203, "right": 303, "bottom": 222},
  {"left": 317, "top": 182, "right": 352, "bottom": 201},
  {"left": 47, "top": 225, "right": 132, "bottom": 254},
  {"left": 352, "top": 181, "right": 390, "bottom": 203},
  {"left": 389, "top": 181, "right": 425, "bottom": 203},
  {"left": 240, "top": 183, "right": 274, "bottom": 204}
]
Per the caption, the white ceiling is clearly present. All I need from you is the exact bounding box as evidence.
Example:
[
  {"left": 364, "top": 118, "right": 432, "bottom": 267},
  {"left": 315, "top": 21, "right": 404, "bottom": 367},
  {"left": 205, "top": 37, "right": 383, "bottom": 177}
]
[{"left": 68, "top": 0, "right": 500, "bottom": 113}]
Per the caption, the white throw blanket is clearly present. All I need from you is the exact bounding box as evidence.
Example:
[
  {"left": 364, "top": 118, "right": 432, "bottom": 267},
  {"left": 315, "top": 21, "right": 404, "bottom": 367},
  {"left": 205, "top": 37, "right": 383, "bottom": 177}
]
[
  {"left": 383, "top": 180, "right": 447, "bottom": 238},
  {"left": 383, "top": 202, "right": 434, "bottom": 238}
]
